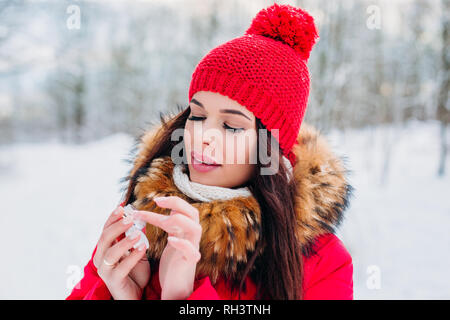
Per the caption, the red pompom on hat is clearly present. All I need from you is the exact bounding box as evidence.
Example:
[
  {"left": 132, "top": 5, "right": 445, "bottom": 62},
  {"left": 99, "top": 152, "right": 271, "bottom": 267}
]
[
  {"left": 189, "top": 3, "right": 319, "bottom": 167},
  {"left": 245, "top": 3, "right": 318, "bottom": 60}
]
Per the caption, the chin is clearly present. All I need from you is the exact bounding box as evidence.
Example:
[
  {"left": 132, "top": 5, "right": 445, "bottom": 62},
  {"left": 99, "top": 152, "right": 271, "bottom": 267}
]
[{"left": 187, "top": 164, "right": 220, "bottom": 184}]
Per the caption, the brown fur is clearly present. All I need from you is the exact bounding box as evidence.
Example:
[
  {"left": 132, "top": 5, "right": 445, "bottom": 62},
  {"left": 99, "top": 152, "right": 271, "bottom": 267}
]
[{"left": 123, "top": 119, "right": 353, "bottom": 285}]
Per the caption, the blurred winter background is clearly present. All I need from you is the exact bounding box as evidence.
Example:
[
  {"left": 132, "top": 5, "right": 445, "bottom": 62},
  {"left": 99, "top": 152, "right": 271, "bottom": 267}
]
[{"left": 0, "top": 0, "right": 449, "bottom": 299}]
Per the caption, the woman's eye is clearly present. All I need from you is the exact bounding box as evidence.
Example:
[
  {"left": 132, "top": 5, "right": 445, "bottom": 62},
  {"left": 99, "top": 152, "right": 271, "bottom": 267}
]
[
  {"left": 187, "top": 115, "right": 205, "bottom": 121},
  {"left": 223, "top": 123, "right": 244, "bottom": 133},
  {"left": 188, "top": 116, "right": 243, "bottom": 133}
]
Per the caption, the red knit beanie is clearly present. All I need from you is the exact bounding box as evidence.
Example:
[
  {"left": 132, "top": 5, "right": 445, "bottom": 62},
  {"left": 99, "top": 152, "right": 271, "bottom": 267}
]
[{"left": 188, "top": 3, "right": 319, "bottom": 167}]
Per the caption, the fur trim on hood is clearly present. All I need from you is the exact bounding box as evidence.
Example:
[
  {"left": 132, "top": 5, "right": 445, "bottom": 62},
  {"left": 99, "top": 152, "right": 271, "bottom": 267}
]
[{"left": 119, "top": 112, "right": 353, "bottom": 285}]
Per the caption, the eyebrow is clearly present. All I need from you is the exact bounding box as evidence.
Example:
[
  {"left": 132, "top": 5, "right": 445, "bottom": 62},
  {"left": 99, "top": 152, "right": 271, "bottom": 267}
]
[{"left": 190, "top": 98, "right": 252, "bottom": 122}]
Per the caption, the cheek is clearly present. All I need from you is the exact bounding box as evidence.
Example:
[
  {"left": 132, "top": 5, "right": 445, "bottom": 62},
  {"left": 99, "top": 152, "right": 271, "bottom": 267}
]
[
  {"left": 246, "top": 133, "right": 258, "bottom": 163},
  {"left": 184, "top": 125, "right": 195, "bottom": 150},
  {"left": 183, "top": 127, "right": 192, "bottom": 162},
  {"left": 223, "top": 132, "right": 257, "bottom": 164}
]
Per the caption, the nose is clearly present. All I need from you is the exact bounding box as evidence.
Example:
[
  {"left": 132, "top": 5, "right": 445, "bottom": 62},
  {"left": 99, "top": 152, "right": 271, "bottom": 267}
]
[
  {"left": 201, "top": 128, "right": 221, "bottom": 164},
  {"left": 203, "top": 135, "right": 212, "bottom": 146}
]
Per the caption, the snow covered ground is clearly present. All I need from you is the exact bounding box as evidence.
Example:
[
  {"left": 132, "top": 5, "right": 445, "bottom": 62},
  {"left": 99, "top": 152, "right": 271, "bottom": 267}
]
[{"left": 0, "top": 120, "right": 449, "bottom": 299}]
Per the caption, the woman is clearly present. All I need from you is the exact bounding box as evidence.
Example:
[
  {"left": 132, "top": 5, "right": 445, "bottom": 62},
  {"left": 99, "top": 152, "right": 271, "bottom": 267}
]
[{"left": 67, "top": 3, "right": 354, "bottom": 300}]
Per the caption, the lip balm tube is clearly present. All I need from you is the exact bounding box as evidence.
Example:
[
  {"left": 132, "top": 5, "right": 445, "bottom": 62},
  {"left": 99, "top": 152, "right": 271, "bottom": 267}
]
[{"left": 123, "top": 204, "right": 150, "bottom": 250}]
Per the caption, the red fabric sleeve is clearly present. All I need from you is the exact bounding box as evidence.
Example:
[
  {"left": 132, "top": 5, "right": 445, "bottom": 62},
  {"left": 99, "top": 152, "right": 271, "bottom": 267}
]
[
  {"left": 186, "top": 276, "right": 221, "bottom": 300},
  {"left": 66, "top": 245, "right": 113, "bottom": 300},
  {"left": 302, "top": 234, "right": 353, "bottom": 300}
]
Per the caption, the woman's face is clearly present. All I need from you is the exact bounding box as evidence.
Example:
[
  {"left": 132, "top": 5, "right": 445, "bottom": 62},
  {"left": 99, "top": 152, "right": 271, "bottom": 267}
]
[{"left": 184, "top": 90, "right": 257, "bottom": 188}]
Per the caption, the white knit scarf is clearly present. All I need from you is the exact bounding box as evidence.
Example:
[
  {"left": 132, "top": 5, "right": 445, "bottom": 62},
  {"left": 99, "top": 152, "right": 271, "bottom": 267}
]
[
  {"left": 172, "top": 156, "right": 293, "bottom": 202},
  {"left": 172, "top": 164, "right": 252, "bottom": 202}
]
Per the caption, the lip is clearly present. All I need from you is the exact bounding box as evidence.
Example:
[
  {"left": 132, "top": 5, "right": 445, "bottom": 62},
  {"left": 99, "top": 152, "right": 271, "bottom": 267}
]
[
  {"left": 191, "top": 152, "right": 221, "bottom": 173},
  {"left": 191, "top": 151, "right": 220, "bottom": 166}
]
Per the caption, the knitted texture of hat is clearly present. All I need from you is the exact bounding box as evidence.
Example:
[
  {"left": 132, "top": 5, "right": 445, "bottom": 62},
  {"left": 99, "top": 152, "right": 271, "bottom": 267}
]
[{"left": 188, "top": 3, "right": 319, "bottom": 167}]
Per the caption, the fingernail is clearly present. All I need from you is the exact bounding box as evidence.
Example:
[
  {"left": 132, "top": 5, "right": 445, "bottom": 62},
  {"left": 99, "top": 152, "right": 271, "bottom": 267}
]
[
  {"left": 154, "top": 197, "right": 166, "bottom": 203},
  {"left": 128, "top": 231, "right": 140, "bottom": 240},
  {"left": 138, "top": 243, "right": 146, "bottom": 251},
  {"left": 122, "top": 216, "right": 133, "bottom": 224},
  {"left": 161, "top": 215, "right": 170, "bottom": 221},
  {"left": 168, "top": 236, "right": 178, "bottom": 242},
  {"left": 113, "top": 206, "right": 122, "bottom": 215}
]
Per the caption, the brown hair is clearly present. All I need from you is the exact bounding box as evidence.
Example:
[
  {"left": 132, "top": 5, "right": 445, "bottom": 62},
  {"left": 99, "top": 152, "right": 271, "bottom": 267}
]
[
  {"left": 243, "top": 118, "right": 303, "bottom": 299},
  {"left": 122, "top": 104, "right": 303, "bottom": 300}
]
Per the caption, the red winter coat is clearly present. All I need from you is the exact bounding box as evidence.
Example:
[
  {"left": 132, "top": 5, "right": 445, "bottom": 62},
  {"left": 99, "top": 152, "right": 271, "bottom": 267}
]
[{"left": 66, "top": 230, "right": 352, "bottom": 300}]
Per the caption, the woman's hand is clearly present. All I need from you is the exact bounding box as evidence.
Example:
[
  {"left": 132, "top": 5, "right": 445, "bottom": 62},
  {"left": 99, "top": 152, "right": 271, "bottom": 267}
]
[
  {"left": 133, "top": 196, "right": 202, "bottom": 300},
  {"left": 93, "top": 205, "right": 151, "bottom": 300}
]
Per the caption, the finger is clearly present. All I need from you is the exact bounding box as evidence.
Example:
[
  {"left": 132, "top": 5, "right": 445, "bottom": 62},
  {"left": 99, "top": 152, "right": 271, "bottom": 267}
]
[
  {"left": 119, "top": 246, "right": 132, "bottom": 261},
  {"left": 103, "top": 231, "right": 142, "bottom": 267},
  {"left": 97, "top": 215, "right": 135, "bottom": 260},
  {"left": 115, "top": 243, "right": 147, "bottom": 279},
  {"left": 133, "top": 210, "right": 169, "bottom": 229},
  {"left": 134, "top": 211, "right": 201, "bottom": 242},
  {"left": 103, "top": 205, "right": 124, "bottom": 230},
  {"left": 129, "top": 257, "right": 151, "bottom": 290},
  {"left": 167, "top": 236, "right": 201, "bottom": 263},
  {"left": 153, "top": 196, "right": 199, "bottom": 223},
  {"left": 165, "top": 213, "right": 202, "bottom": 242}
]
